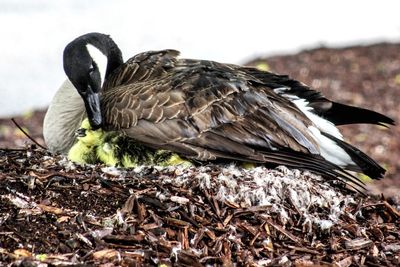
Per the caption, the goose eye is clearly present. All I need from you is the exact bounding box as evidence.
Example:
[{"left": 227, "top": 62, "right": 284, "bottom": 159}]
[{"left": 89, "top": 62, "right": 97, "bottom": 74}]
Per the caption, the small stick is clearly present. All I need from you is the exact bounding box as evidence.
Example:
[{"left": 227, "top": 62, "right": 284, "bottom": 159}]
[
  {"left": 11, "top": 118, "right": 47, "bottom": 150},
  {"left": 0, "top": 147, "right": 27, "bottom": 151}
]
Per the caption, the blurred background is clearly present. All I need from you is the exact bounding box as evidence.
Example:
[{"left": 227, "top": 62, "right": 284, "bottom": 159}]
[{"left": 1, "top": 0, "right": 400, "bottom": 116}]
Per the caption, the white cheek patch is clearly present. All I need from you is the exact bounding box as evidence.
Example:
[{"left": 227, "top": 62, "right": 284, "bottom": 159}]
[{"left": 86, "top": 44, "right": 108, "bottom": 87}]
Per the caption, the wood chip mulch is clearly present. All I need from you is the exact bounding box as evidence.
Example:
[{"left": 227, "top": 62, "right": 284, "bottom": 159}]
[{"left": 0, "top": 147, "right": 399, "bottom": 266}]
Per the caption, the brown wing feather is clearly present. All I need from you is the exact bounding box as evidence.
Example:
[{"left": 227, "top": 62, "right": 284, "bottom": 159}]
[
  {"left": 100, "top": 51, "right": 367, "bottom": 191},
  {"left": 101, "top": 52, "right": 320, "bottom": 155},
  {"left": 102, "top": 49, "right": 179, "bottom": 90}
]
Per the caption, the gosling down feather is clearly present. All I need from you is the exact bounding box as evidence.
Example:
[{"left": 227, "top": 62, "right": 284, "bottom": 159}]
[
  {"left": 62, "top": 32, "right": 394, "bottom": 191},
  {"left": 68, "top": 118, "right": 191, "bottom": 167}
]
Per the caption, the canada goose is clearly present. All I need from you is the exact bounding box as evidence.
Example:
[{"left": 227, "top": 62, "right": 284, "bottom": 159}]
[
  {"left": 68, "top": 118, "right": 191, "bottom": 167},
  {"left": 63, "top": 32, "right": 394, "bottom": 190}
]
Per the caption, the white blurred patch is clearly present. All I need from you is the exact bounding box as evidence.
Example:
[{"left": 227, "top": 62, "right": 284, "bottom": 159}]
[{"left": 101, "top": 166, "right": 123, "bottom": 177}]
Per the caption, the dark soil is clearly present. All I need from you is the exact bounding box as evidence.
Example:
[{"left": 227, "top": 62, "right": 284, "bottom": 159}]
[{"left": 0, "top": 43, "right": 399, "bottom": 266}]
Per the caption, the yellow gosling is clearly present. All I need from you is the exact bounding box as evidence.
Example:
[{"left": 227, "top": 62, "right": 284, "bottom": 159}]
[
  {"left": 160, "top": 153, "right": 192, "bottom": 167},
  {"left": 241, "top": 162, "right": 257, "bottom": 169},
  {"left": 68, "top": 119, "right": 193, "bottom": 168},
  {"left": 68, "top": 119, "right": 103, "bottom": 165},
  {"left": 97, "top": 142, "right": 119, "bottom": 167}
]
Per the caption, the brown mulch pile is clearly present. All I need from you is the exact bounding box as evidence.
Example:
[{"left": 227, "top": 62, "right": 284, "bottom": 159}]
[
  {"left": 1, "top": 147, "right": 399, "bottom": 266},
  {"left": 0, "top": 43, "right": 399, "bottom": 266}
]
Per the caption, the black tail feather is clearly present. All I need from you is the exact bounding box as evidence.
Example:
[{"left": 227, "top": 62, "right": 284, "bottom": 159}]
[
  {"left": 245, "top": 68, "right": 394, "bottom": 126},
  {"left": 321, "top": 102, "right": 395, "bottom": 126},
  {"left": 321, "top": 132, "right": 385, "bottom": 179}
]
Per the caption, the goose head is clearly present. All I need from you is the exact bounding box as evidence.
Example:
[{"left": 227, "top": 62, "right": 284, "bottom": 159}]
[{"left": 63, "top": 32, "right": 123, "bottom": 128}]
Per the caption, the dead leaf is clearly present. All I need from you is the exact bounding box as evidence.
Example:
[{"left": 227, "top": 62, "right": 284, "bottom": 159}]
[{"left": 92, "top": 249, "right": 120, "bottom": 260}]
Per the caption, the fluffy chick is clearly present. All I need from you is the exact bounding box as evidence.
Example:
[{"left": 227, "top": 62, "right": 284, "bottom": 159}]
[
  {"left": 68, "top": 119, "right": 102, "bottom": 164},
  {"left": 68, "top": 119, "right": 191, "bottom": 167}
]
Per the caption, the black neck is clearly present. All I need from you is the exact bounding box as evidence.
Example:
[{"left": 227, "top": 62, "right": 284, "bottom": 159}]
[
  {"left": 82, "top": 32, "right": 124, "bottom": 78},
  {"left": 104, "top": 38, "right": 123, "bottom": 78}
]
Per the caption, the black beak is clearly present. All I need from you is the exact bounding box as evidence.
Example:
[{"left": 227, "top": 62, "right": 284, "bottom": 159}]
[
  {"left": 75, "top": 128, "right": 87, "bottom": 137},
  {"left": 83, "top": 87, "right": 102, "bottom": 129}
]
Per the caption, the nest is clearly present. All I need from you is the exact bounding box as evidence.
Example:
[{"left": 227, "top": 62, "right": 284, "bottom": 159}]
[{"left": 1, "top": 146, "right": 399, "bottom": 266}]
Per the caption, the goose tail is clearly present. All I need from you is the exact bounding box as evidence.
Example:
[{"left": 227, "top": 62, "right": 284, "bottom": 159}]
[
  {"left": 320, "top": 102, "right": 395, "bottom": 126},
  {"left": 321, "top": 132, "right": 386, "bottom": 179}
]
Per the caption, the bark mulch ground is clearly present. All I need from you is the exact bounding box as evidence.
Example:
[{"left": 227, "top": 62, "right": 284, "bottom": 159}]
[
  {"left": 0, "top": 43, "right": 399, "bottom": 266},
  {"left": 1, "top": 147, "right": 399, "bottom": 266}
]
